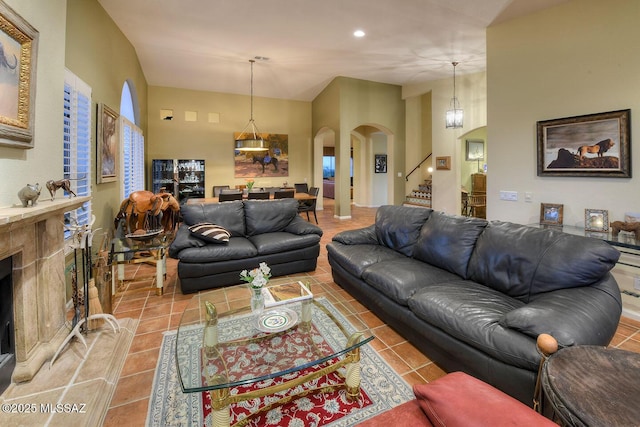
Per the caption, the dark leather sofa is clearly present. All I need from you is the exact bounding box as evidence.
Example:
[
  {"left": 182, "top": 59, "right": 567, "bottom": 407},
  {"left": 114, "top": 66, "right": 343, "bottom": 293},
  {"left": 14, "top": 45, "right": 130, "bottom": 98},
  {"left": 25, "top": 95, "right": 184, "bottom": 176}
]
[
  {"left": 169, "top": 199, "right": 323, "bottom": 293},
  {"left": 327, "top": 205, "right": 622, "bottom": 405}
]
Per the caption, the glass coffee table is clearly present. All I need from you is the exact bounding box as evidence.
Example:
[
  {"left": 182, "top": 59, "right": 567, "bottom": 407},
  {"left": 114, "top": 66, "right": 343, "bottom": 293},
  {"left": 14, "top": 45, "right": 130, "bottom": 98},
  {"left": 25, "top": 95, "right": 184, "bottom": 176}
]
[{"left": 176, "top": 277, "right": 373, "bottom": 427}]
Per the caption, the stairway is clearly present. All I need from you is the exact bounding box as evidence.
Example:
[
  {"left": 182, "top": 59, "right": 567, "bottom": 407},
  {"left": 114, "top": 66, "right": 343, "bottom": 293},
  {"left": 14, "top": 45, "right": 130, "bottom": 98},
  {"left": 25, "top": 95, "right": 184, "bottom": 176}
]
[{"left": 404, "top": 179, "right": 432, "bottom": 208}]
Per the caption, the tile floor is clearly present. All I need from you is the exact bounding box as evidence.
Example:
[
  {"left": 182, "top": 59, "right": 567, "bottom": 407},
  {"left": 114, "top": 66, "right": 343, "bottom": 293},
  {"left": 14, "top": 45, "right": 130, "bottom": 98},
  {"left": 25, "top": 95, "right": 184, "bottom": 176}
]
[{"left": 102, "top": 199, "right": 640, "bottom": 426}]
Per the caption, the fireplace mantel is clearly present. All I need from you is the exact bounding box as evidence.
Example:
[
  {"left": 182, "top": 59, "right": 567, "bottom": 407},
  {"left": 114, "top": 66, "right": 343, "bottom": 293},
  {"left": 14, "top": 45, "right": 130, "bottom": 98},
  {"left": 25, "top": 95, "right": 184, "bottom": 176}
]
[{"left": 0, "top": 196, "right": 90, "bottom": 383}]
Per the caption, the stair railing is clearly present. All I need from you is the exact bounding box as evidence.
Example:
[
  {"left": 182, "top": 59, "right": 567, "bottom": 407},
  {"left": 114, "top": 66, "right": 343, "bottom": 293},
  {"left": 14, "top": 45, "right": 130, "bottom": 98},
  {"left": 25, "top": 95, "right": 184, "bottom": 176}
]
[{"left": 405, "top": 153, "right": 432, "bottom": 181}]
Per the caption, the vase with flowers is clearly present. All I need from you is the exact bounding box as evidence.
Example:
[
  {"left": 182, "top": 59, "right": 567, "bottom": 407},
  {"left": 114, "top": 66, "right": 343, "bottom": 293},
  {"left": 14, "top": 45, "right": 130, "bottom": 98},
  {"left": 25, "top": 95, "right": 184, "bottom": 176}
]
[
  {"left": 240, "top": 262, "right": 271, "bottom": 316},
  {"left": 246, "top": 179, "right": 255, "bottom": 192}
]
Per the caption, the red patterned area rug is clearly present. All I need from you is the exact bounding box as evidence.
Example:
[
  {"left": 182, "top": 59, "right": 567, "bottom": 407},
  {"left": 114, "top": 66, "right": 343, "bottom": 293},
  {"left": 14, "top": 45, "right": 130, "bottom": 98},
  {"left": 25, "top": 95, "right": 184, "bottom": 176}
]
[{"left": 146, "top": 298, "right": 413, "bottom": 427}]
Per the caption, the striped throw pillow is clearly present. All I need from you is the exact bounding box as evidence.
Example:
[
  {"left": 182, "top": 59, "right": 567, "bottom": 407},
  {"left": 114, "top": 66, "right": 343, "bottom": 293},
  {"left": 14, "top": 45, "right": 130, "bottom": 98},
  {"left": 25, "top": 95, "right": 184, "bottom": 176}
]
[{"left": 188, "top": 223, "right": 230, "bottom": 244}]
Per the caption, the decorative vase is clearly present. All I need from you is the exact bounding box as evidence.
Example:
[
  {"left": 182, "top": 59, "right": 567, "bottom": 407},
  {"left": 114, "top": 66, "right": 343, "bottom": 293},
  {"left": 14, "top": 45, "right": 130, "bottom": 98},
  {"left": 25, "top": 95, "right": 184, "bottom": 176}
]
[{"left": 250, "top": 286, "right": 265, "bottom": 317}]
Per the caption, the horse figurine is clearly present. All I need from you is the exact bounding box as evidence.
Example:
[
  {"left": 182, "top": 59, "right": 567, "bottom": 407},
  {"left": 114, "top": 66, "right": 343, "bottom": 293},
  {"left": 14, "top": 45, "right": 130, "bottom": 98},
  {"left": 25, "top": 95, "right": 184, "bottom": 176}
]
[{"left": 252, "top": 154, "right": 278, "bottom": 173}]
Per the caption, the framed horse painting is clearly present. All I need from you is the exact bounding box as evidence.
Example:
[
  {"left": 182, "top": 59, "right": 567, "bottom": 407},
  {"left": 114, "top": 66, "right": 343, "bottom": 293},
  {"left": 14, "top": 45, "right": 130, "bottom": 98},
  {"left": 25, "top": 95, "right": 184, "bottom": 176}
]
[
  {"left": 0, "top": 1, "right": 39, "bottom": 148},
  {"left": 536, "top": 109, "right": 631, "bottom": 177},
  {"left": 234, "top": 132, "right": 289, "bottom": 178}
]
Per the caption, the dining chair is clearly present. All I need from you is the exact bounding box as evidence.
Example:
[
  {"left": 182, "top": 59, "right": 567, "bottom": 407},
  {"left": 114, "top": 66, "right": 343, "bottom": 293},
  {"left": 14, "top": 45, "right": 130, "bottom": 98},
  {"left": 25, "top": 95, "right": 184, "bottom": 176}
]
[
  {"left": 467, "top": 194, "right": 486, "bottom": 218},
  {"left": 212, "top": 185, "right": 230, "bottom": 197},
  {"left": 297, "top": 187, "right": 319, "bottom": 223},
  {"left": 274, "top": 189, "right": 295, "bottom": 199},
  {"left": 294, "top": 183, "right": 309, "bottom": 194},
  {"left": 218, "top": 190, "right": 243, "bottom": 202},
  {"left": 247, "top": 191, "right": 270, "bottom": 200}
]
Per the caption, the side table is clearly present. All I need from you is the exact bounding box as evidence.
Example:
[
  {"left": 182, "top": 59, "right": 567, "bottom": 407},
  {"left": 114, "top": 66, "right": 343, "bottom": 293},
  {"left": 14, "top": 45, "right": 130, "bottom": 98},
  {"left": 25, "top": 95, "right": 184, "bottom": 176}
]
[
  {"left": 109, "top": 234, "right": 169, "bottom": 296},
  {"left": 541, "top": 345, "right": 640, "bottom": 426}
]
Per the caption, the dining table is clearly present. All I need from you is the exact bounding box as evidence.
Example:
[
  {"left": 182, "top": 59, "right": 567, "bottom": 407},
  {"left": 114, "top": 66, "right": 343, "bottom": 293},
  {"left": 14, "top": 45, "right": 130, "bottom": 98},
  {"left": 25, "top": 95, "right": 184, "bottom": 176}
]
[{"left": 186, "top": 192, "right": 316, "bottom": 205}]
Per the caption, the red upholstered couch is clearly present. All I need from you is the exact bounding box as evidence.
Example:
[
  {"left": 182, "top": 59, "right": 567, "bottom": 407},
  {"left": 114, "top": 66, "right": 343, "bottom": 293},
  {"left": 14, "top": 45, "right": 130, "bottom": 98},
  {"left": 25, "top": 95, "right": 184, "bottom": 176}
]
[{"left": 358, "top": 372, "right": 556, "bottom": 427}]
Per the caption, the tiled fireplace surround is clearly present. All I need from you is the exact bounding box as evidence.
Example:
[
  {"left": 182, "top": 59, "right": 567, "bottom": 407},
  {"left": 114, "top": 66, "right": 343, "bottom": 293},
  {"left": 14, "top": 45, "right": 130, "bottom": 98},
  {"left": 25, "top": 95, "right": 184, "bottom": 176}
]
[{"left": 0, "top": 196, "right": 89, "bottom": 383}]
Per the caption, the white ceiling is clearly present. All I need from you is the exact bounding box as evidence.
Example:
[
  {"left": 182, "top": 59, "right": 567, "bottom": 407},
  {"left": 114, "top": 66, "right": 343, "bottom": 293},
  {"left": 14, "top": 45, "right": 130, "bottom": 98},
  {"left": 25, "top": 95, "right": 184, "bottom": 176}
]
[{"left": 98, "top": 0, "right": 568, "bottom": 101}]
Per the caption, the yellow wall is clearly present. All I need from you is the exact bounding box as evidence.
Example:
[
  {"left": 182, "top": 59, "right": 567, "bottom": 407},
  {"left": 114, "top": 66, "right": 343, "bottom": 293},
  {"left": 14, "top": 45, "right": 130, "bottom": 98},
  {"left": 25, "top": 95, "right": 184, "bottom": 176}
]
[
  {"left": 147, "top": 86, "right": 312, "bottom": 193},
  {"left": 487, "top": 0, "right": 640, "bottom": 225},
  {"left": 0, "top": 0, "right": 67, "bottom": 206},
  {"left": 65, "top": 0, "right": 148, "bottom": 233}
]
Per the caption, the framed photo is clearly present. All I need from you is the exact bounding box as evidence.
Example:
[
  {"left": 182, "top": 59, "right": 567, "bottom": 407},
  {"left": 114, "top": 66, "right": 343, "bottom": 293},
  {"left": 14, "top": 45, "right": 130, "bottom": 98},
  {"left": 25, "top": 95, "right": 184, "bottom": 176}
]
[
  {"left": 465, "top": 139, "right": 484, "bottom": 161},
  {"left": 585, "top": 208, "right": 609, "bottom": 232},
  {"left": 374, "top": 154, "right": 387, "bottom": 173},
  {"left": 97, "top": 103, "right": 119, "bottom": 183},
  {"left": 540, "top": 203, "right": 564, "bottom": 226},
  {"left": 0, "top": 1, "right": 39, "bottom": 148},
  {"left": 435, "top": 156, "right": 451, "bottom": 170},
  {"left": 537, "top": 109, "right": 631, "bottom": 178}
]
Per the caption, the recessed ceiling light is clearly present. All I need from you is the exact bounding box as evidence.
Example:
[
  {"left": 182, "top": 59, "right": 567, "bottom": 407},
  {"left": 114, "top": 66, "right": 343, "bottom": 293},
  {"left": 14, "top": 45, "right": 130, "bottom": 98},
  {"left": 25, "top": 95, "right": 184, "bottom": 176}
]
[{"left": 353, "top": 30, "right": 365, "bottom": 38}]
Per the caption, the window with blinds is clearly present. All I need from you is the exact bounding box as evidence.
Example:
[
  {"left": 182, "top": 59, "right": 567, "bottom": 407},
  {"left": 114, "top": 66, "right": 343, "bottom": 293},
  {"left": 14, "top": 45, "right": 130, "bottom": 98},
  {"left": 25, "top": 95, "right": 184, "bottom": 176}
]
[
  {"left": 63, "top": 70, "right": 92, "bottom": 239},
  {"left": 121, "top": 116, "right": 145, "bottom": 199}
]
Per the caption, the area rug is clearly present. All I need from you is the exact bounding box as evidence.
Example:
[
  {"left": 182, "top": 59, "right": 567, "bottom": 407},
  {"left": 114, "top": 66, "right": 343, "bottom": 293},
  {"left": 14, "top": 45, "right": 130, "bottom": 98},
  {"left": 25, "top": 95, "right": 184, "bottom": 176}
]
[{"left": 146, "top": 298, "right": 413, "bottom": 426}]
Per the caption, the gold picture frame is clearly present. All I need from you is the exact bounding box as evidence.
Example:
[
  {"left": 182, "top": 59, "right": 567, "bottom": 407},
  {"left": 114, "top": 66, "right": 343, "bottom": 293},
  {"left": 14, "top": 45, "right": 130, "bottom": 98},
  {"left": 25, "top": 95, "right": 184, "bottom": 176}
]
[
  {"left": 97, "top": 103, "right": 119, "bottom": 183},
  {"left": 0, "top": 1, "right": 39, "bottom": 148},
  {"left": 540, "top": 203, "right": 564, "bottom": 226},
  {"left": 435, "top": 156, "right": 451, "bottom": 170},
  {"left": 585, "top": 208, "right": 609, "bottom": 232}
]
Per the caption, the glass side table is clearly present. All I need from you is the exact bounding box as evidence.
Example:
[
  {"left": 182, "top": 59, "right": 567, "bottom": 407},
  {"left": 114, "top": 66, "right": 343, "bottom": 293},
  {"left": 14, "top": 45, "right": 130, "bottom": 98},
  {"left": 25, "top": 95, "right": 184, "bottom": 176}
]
[{"left": 108, "top": 232, "right": 170, "bottom": 296}]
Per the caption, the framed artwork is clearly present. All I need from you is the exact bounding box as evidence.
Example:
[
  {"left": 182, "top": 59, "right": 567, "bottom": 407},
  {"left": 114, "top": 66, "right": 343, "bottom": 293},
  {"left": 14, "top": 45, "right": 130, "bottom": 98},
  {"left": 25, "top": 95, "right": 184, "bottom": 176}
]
[
  {"left": 540, "top": 203, "right": 564, "bottom": 226},
  {"left": 537, "top": 109, "right": 631, "bottom": 178},
  {"left": 374, "top": 154, "right": 387, "bottom": 173},
  {"left": 435, "top": 156, "right": 451, "bottom": 170},
  {"left": 585, "top": 208, "right": 609, "bottom": 232},
  {"left": 234, "top": 132, "right": 289, "bottom": 178},
  {"left": 97, "top": 103, "right": 119, "bottom": 183},
  {"left": 465, "top": 139, "right": 484, "bottom": 161},
  {"left": 0, "top": 1, "right": 39, "bottom": 148}
]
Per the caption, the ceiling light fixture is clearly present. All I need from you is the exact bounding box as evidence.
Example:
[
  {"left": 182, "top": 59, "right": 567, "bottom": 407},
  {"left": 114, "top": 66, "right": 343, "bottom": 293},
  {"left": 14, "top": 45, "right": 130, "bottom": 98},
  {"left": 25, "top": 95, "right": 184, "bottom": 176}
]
[
  {"left": 445, "top": 61, "right": 464, "bottom": 129},
  {"left": 235, "top": 59, "right": 269, "bottom": 151},
  {"left": 353, "top": 30, "right": 365, "bottom": 38}
]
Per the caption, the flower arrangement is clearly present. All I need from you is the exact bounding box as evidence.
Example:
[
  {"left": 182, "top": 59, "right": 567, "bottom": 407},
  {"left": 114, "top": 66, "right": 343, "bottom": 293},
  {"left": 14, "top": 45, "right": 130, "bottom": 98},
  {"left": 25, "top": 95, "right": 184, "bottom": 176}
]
[
  {"left": 240, "top": 262, "right": 271, "bottom": 289},
  {"left": 246, "top": 179, "right": 255, "bottom": 191}
]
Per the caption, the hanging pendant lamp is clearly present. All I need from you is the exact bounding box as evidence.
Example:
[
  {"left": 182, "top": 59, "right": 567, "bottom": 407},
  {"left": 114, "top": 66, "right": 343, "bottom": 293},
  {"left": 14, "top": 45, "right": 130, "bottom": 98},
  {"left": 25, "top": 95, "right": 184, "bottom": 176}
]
[
  {"left": 445, "top": 61, "right": 464, "bottom": 129},
  {"left": 235, "top": 60, "right": 268, "bottom": 151}
]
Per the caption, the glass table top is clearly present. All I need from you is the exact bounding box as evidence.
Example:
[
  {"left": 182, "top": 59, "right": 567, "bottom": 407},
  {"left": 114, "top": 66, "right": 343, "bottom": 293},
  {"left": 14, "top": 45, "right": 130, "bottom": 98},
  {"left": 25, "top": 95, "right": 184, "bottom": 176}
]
[{"left": 176, "top": 276, "right": 373, "bottom": 394}]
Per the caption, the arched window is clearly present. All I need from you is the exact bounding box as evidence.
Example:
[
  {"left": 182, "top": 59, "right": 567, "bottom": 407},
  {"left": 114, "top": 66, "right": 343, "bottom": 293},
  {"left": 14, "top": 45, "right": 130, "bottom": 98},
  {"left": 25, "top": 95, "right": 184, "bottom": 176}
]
[{"left": 120, "top": 80, "right": 145, "bottom": 198}]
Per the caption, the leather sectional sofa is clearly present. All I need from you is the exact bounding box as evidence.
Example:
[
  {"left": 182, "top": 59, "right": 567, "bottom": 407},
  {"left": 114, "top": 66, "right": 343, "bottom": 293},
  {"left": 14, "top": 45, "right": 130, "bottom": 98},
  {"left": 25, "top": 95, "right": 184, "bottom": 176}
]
[
  {"left": 327, "top": 205, "right": 622, "bottom": 405},
  {"left": 169, "top": 199, "right": 323, "bottom": 293}
]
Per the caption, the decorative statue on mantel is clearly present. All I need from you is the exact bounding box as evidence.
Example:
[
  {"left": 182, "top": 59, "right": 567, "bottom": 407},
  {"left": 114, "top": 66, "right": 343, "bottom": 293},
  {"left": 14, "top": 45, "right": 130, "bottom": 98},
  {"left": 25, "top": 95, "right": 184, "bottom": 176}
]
[
  {"left": 46, "top": 178, "right": 78, "bottom": 200},
  {"left": 17, "top": 183, "right": 41, "bottom": 207}
]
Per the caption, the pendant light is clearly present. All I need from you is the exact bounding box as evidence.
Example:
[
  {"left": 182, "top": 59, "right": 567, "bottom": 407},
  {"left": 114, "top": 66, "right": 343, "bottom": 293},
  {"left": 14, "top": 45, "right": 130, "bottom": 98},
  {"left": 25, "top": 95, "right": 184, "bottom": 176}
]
[
  {"left": 445, "top": 61, "right": 464, "bottom": 129},
  {"left": 235, "top": 59, "right": 268, "bottom": 151}
]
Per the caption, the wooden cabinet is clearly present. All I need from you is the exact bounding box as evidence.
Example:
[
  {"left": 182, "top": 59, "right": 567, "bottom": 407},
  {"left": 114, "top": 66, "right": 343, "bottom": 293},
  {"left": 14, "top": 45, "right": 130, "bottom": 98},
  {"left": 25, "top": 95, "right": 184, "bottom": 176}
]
[
  {"left": 471, "top": 173, "right": 486, "bottom": 194},
  {"left": 470, "top": 173, "right": 486, "bottom": 219}
]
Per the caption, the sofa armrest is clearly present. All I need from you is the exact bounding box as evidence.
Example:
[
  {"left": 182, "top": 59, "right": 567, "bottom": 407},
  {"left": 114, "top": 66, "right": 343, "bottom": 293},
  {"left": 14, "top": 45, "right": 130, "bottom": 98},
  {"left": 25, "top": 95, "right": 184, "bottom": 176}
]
[
  {"left": 332, "top": 225, "right": 378, "bottom": 245},
  {"left": 283, "top": 216, "right": 323, "bottom": 236},
  {"left": 500, "top": 276, "right": 622, "bottom": 347},
  {"left": 168, "top": 224, "right": 205, "bottom": 258}
]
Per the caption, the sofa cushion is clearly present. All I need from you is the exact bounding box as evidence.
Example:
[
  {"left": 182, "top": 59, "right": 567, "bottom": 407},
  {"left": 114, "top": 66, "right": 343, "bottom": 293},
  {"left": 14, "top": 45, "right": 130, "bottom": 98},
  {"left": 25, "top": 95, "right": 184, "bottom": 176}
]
[
  {"left": 249, "top": 232, "right": 321, "bottom": 255},
  {"left": 408, "top": 282, "right": 538, "bottom": 370},
  {"left": 362, "top": 258, "right": 460, "bottom": 306},
  {"left": 173, "top": 237, "right": 257, "bottom": 263},
  {"left": 244, "top": 199, "right": 298, "bottom": 236},
  {"left": 414, "top": 372, "right": 557, "bottom": 427},
  {"left": 326, "top": 241, "right": 406, "bottom": 278},
  {"left": 188, "top": 223, "right": 230, "bottom": 244},
  {"left": 375, "top": 205, "right": 432, "bottom": 257},
  {"left": 180, "top": 201, "right": 246, "bottom": 237},
  {"left": 467, "top": 222, "right": 620, "bottom": 302},
  {"left": 413, "top": 212, "right": 487, "bottom": 279}
]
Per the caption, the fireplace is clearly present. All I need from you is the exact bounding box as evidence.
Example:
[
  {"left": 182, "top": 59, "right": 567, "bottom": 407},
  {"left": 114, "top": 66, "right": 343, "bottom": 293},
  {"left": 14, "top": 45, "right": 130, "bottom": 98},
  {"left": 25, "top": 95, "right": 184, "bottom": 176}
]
[
  {"left": 0, "top": 256, "right": 13, "bottom": 394},
  {"left": 0, "top": 196, "right": 89, "bottom": 384}
]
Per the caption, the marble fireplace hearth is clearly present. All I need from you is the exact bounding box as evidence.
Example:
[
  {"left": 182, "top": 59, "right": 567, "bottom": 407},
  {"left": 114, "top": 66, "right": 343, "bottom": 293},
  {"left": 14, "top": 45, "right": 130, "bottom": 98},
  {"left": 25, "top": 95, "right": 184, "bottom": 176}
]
[{"left": 0, "top": 196, "right": 90, "bottom": 383}]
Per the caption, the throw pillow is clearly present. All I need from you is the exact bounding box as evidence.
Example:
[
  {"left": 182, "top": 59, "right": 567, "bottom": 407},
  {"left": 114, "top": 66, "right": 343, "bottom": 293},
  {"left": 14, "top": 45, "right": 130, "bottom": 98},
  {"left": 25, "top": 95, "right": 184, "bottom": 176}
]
[{"left": 188, "top": 223, "right": 230, "bottom": 244}]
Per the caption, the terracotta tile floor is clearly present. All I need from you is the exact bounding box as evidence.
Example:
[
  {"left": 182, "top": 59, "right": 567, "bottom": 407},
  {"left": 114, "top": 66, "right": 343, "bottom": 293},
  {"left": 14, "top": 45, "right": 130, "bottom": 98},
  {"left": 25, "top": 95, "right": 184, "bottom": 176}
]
[{"left": 103, "top": 199, "right": 640, "bottom": 426}]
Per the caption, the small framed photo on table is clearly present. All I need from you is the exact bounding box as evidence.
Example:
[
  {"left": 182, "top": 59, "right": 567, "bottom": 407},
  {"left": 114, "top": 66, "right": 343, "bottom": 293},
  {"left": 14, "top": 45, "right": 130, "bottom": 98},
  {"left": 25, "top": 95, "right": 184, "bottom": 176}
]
[
  {"left": 585, "top": 209, "right": 609, "bottom": 232},
  {"left": 540, "top": 203, "right": 563, "bottom": 226}
]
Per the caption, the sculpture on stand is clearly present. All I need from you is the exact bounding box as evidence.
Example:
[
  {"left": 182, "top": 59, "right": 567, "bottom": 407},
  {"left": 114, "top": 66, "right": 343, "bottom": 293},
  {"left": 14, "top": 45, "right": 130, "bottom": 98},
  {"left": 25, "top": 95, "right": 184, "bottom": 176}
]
[
  {"left": 610, "top": 221, "right": 640, "bottom": 240},
  {"left": 17, "top": 183, "right": 41, "bottom": 207},
  {"left": 114, "top": 190, "right": 180, "bottom": 238}
]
